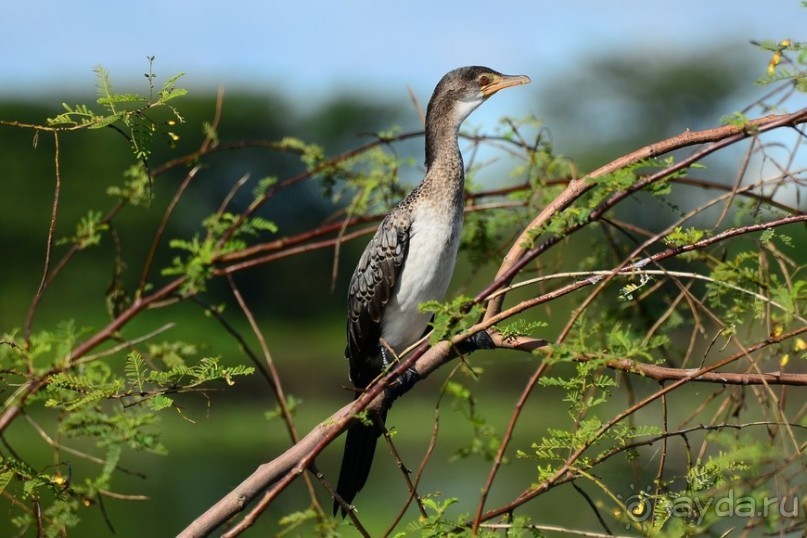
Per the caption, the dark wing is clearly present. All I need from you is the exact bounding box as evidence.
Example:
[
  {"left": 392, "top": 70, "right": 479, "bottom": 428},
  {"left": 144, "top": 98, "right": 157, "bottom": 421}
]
[
  {"left": 345, "top": 212, "right": 411, "bottom": 387},
  {"left": 336, "top": 215, "right": 408, "bottom": 515}
]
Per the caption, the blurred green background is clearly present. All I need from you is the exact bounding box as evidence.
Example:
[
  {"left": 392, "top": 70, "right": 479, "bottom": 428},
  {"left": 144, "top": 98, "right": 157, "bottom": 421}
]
[{"left": 2, "top": 1, "right": 806, "bottom": 535}]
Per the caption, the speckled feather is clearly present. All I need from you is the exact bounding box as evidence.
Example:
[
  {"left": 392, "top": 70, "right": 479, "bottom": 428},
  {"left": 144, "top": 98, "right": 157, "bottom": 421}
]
[{"left": 345, "top": 209, "right": 412, "bottom": 387}]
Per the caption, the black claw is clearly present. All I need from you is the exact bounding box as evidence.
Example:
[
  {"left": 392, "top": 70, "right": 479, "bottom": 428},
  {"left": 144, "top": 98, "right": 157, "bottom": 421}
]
[
  {"left": 455, "top": 330, "right": 495, "bottom": 355},
  {"left": 469, "top": 330, "right": 495, "bottom": 350},
  {"left": 385, "top": 367, "right": 420, "bottom": 403}
]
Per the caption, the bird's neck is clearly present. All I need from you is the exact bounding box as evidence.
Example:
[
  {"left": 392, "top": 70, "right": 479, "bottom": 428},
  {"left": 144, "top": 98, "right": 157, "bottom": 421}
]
[
  {"left": 426, "top": 98, "right": 465, "bottom": 165},
  {"left": 423, "top": 106, "right": 464, "bottom": 198},
  {"left": 425, "top": 118, "right": 461, "bottom": 168}
]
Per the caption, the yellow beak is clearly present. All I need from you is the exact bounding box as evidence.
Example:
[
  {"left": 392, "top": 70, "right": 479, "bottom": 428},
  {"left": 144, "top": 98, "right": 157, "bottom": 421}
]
[{"left": 481, "top": 74, "right": 531, "bottom": 97}]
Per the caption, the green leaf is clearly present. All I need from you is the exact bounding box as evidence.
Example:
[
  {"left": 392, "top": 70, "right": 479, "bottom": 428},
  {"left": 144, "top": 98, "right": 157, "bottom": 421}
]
[
  {"left": 97, "top": 93, "right": 144, "bottom": 105},
  {"left": 664, "top": 226, "right": 706, "bottom": 247},
  {"left": 125, "top": 352, "right": 147, "bottom": 393},
  {"left": 107, "top": 162, "right": 152, "bottom": 206},
  {"left": 495, "top": 319, "right": 548, "bottom": 339},
  {"left": 148, "top": 394, "right": 174, "bottom": 411},
  {"left": 0, "top": 470, "right": 14, "bottom": 495},
  {"left": 86, "top": 115, "right": 120, "bottom": 129},
  {"left": 419, "top": 295, "right": 484, "bottom": 344}
]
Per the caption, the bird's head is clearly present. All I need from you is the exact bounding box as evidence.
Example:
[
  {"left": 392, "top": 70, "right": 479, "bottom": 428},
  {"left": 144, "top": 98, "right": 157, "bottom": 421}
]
[{"left": 428, "top": 66, "right": 531, "bottom": 126}]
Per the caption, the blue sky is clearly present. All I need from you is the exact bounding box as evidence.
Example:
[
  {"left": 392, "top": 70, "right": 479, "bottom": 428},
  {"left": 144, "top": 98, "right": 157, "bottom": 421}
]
[{"left": 4, "top": 0, "right": 804, "bottom": 109}]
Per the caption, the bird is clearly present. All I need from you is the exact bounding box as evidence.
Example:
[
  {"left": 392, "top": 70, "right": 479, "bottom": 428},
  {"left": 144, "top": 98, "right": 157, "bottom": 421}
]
[{"left": 334, "top": 66, "right": 530, "bottom": 515}]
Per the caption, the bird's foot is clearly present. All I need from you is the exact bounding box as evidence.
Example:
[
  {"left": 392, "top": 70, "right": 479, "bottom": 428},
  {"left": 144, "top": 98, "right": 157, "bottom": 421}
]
[
  {"left": 455, "top": 330, "right": 495, "bottom": 355},
  {"left": 384, "top": 367, "right": 420, "bottom": 404},
  {"left": 378, "top": 346, "right": 420, "bottom": 403},
  {"left": 469, "top": 330, "right": 495, "bottom": 350}
]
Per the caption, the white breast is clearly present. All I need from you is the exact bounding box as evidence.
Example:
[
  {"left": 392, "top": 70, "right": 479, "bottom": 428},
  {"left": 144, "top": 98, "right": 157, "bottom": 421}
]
[{"left": 380, "top": 203, "right": 462, "bottom": 352}]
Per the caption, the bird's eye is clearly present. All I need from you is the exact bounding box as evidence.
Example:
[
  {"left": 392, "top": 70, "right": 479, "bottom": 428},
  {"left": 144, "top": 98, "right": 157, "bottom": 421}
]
[{"left": 479, "top": 75, "right": 492, "bottom": 87}]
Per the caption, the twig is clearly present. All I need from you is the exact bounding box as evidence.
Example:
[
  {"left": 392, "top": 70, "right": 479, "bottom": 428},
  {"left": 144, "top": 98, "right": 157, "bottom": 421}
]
[
  {"left": 483, "top": 108, "right": 807, "bottom": 319},
  {"left": 384, "top": 403, "right": 440, "bottom": 536},
  {"left": 497, "top": 331, "right": 807, "bottom": 385},
  {"left": 221, "top": 274, "right": 327, "bottom": 535},
  {"left": 480, "top": 326, "right": 807, "bottom": 521},
  {"left": 479, "top": 523, "right": 634, "bottom": 538},
  {"left": 0, "top": 277, "right": 186, "bottom": 434},
  {"left": 72, "top": 323, "right": 176, "bottom": 365},
  {"left": 571, "top": 480, "right": 614, "bottom": 536},
  {"left": 217, "top": 226, "right": 376, "bottom": 275},
  {"left": 471, "top": 355, "right": 549, "bottom": 532},
  {"left": 24, "top": 415, "right": 147, "bottom": 479},
  {"left": 24, "top": 132, "right": 62, "bottom": 350},
  {"left": 489, "top": 268, "right": 807, "bottom": 325},
  {"left": 98, "top": 490, "right": 149, "bottom": 501},
  {"left": 138, "top": 165, "right": 202, "bottom": 292}
]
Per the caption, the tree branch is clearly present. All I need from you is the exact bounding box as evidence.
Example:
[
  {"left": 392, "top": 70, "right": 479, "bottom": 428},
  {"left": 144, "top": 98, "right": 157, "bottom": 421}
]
[
  {"left": 495, "top": 333, "right": 807, "bottom": 385},
  {"left": 483, "top": 108, "right": 807, "bottom": 318},
  {"left": 480, "top": 326, "right": 807, "bottom": 521},
  {"left": 178, "top": 317, "right": 806, "bottom": 536}
]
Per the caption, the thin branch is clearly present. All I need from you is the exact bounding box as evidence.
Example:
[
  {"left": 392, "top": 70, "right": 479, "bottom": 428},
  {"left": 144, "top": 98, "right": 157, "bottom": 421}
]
[
  {"left": 217, "top": 226, "right": 376, "bottom": 275},
  {"left": 496, "top": 331, "right": 807, "bottom": 385},
  {"left": 571, "top": 478, "right": 614, "bottom": 535},
  {"left": 98, "top": 490, "right": 149, "bottom": 501},
  {"left": 384, "top": 403, "right": 440, "bottom": 536},
  {"left": 72, "top": 323, "right": 176, "bottom": 366},
  {"left": 471, "top": 357, "right": 549, "bottom": 532},
  {"left": 221, "top": 275, "right": 328, "bottom": 535},
  {"left": 0, "top": 277, "right": 186, "bottom": 434},
  {"left": 24, "top": 132, "right": 62, "bottom": 349},
  {"left": 479, "top": 523, "right": 634, "bottom": 538},
  {"left": 483, "top": 213, "right": 807, "bottom": 332},
  {"left": 24, "top": 415, "right": 147, "bottom": 479},
  {"left": 481, "top": 326, "right": 807, "bottom": 521},
  {"left": 138, "top": 165, "right": 202, "bottom": 292},
  {"left": 483, "top": 108, "right": 807, "bottom": 318},
  {"left": 489, "top": 268, "right": 807, "bottom": 325}
]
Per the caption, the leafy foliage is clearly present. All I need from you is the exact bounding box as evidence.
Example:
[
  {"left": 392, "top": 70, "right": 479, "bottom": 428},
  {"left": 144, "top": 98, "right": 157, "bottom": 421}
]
[
  {"left": 1, "top": 331, "right": 252, "bottom": 534},
  {"left": 47, "top": 59, "right": 186, "bottom": 161},
  {"left": 107, "top": 163, "right": 152, "bottom": 206},
  {"left": 56, "top": 210, "right": 109, "bottom": 249},
  {"left": 444, "top": 381, "right": 501, "bottom": 462},
  {"left": 0, "top": 60, "right": 262, "bottom": 536},
  {"left": 420, "top": 295, "right": 486, "bottom": 344},
  {"left": 162, "top": 212, "right": 278, "bottom": 294}
]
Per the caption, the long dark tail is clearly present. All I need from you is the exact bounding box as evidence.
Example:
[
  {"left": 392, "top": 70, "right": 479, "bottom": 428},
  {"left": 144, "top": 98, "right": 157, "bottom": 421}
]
[{"left": 333, "top": 407, "right": 387, "bottom": 516}]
